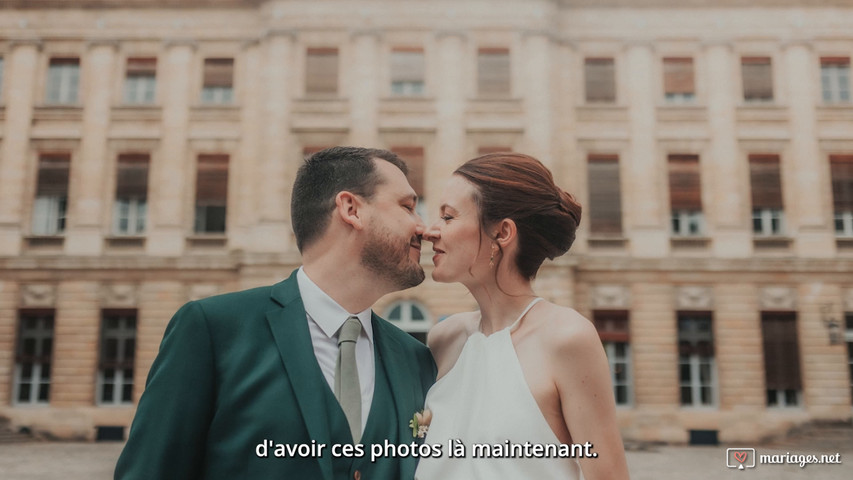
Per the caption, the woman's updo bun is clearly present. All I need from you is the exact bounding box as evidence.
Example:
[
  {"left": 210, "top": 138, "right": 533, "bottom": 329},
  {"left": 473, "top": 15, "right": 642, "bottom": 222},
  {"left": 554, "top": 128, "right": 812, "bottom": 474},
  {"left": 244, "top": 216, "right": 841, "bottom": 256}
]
[{"left": 454, "top": 152, "right": 582, "bottom": 279}]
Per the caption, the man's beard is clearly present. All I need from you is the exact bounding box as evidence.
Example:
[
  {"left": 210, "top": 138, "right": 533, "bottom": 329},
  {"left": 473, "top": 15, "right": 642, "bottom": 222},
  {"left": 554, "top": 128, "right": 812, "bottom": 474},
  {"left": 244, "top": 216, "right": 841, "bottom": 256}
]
[{"left": 361, "top": 223, "right": 425, "bottom": 290}]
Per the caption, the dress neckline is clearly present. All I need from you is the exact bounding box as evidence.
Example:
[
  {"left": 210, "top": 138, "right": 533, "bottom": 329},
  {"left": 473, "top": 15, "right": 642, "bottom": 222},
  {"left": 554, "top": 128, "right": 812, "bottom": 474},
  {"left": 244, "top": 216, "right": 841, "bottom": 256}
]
[{"left": 476, "top": 297, "right": 543, "bottom": 337}]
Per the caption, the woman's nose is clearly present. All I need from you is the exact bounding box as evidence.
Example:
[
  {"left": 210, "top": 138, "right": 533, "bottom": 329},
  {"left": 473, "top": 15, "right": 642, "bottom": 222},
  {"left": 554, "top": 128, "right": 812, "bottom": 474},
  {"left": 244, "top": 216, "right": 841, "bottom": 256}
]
[{"left": 423, "top": 221, "right": 441, "bottom": 242}]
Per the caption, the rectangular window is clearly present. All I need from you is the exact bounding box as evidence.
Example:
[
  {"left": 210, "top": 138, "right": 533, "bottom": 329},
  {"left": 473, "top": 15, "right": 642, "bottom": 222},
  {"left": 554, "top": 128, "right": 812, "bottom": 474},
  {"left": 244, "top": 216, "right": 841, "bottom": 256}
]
[
  {"left": 678, "top": 312, "right": 716, "bottom": 407},
  {"left": 306, "top": 48, "right": 339, "bottom": 96},
  {"left": 585, "top": 58, "right": 616, "bottom": 103},
  {"left": 123, "top": 57, "right": 156, "bottom": 105},
  {"left": 587, "top": 155, "right": 623, "bottom": 235},
  {"left": 830, "top": 155, "right": 853, "bottom": 237},
  {"left": 477, "top": 47, "right": 511, "bottom": 97},
  {"left": 663, "top": 57, "right": 695, "bottom": 103},
  {"left": 749, "top": 154, "right": 785, "bottom": 236},
  {"left": 669, "top": 154, "right": 704, "bottom": 236},
  {"left": 742, "top": 57, "right": 774, "bottom": 103},
  {"left": 32, "top": 154, "right": 70, "bottom": 236},
  {"left": 98, "top": 310, "right": 136, "bottom": 405},
  {"left": 46, "top": 57, "right": 80, "bottom": 105},
  {"left": 762, "top": 312, "right": 802, "bottom": 407},
  {"left": 194, "top": 154, "right": 229, "bottom": 233},
  {"left": 593, "top": 310, "right": 632, "bottom": 406},
  {"left": 392, "top": 146, "right": 426, "bottom": 219},
  {"left": 201, "top": 58, "right": 234, "bottom": 104},
  {"left": 821, "top": 57, "right": 850, "bottom": 104},
  {"left": 390, "top": 48, "right": 425, "bottom": 96},
  {"left": 113, "top": 154, "right": 149, "bottom": 235},
  {"left": 14, "top": 311, "right": 54, "bottom": 405}
]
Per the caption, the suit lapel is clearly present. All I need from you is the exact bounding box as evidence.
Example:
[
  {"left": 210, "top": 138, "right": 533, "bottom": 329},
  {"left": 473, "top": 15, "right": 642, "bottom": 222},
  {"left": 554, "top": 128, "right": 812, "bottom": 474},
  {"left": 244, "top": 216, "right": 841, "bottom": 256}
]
[
  {"left": 372, "top": 315, "right": 419, "bottom": 478},
  {"left": 266, "top": 271, "right": 334, "bottom": 480}
]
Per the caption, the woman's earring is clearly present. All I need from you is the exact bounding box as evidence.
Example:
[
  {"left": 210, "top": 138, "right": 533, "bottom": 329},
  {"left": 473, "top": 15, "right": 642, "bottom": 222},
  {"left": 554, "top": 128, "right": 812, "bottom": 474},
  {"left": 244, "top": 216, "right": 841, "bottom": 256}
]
[{"left": 489, "top": 245, "right": 496, "bottom": 268}]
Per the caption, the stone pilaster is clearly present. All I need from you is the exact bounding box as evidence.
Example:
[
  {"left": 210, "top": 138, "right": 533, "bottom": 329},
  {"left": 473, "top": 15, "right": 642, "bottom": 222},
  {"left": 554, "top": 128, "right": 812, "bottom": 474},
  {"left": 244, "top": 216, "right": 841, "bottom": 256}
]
[
  {"left": 65, "top": 41, "right": 117, "bottom": 256},
  {"left": 253, "top": 30, "right": 296, "bottom": 253},
  {"left": 706, "top": 42, "right": 752, "bottom": 258},
  {"left": 626, "top": 43, "right": 667, "bottom": 257},
  {"left": 0, "top": 40, "right": 40, "bottom": 256},
  {"left": 521, "top": 32, "right": 553, "bottom": 168},
  {"left": 349, "top": 30, "right": 380, "bottom": 147},
  {"left": 147, "top": 40, "right": 195, "bottom": 256},
  {"left": 784, "top": 42, "right": 835, "bottom": 257}
]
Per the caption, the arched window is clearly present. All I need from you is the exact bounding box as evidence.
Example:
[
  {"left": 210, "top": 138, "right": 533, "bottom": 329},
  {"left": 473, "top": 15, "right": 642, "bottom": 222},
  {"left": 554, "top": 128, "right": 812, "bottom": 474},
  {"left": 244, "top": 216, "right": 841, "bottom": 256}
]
[{"left": 384, "top": 300, "right": 431, "bottom": 344}]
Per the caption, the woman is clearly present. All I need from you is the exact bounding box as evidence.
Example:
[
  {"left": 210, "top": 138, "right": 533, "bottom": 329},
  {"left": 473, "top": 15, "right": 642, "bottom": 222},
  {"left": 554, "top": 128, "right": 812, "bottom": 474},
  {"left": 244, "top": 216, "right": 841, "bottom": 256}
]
[{"left": 415, "top": 153, "right": 629, "bottom": 479}]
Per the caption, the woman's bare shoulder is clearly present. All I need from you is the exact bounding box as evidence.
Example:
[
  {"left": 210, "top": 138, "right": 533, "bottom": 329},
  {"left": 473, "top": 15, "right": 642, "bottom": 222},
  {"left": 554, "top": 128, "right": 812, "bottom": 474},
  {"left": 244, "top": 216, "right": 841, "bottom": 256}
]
[
  {"left": 427, "top": 311, "right": 479, "bottom": 378},
  {"left": 533, "top": 303, "right": 599, "bottom": 352},
  {"left": 427, "top": 311, "right": 479, "bottom": 350}
]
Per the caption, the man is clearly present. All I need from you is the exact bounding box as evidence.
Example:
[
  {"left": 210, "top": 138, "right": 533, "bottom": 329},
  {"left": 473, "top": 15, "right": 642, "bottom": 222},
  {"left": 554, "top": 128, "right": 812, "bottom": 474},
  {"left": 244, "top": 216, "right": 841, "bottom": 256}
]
[{"left": 115, "top": 147, "right": 437, "bottom": 480}]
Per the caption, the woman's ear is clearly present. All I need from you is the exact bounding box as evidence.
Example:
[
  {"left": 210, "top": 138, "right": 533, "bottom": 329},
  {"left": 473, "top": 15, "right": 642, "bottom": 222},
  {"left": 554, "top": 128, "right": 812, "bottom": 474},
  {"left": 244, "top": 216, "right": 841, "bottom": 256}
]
[
  {"left": 493, "top": 218, "right": 517, "bottom": 248},
  {"left": 335, "top": 191, "right": 365, "bottom": 230}
]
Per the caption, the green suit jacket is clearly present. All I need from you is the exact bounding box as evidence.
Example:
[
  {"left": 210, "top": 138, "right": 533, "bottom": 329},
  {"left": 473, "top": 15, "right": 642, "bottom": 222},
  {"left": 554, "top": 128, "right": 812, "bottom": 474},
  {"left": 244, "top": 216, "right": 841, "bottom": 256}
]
[{"left": 115, "top": 269, "right": 436, "bottom": 480}]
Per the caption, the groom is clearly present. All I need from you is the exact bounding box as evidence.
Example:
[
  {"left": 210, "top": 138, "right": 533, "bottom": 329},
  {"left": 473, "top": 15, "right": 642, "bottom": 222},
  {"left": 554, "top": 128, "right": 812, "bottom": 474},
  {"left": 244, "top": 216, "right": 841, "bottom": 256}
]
[{"left": 115, "top": 147, "right": 437, "bottom": 480}]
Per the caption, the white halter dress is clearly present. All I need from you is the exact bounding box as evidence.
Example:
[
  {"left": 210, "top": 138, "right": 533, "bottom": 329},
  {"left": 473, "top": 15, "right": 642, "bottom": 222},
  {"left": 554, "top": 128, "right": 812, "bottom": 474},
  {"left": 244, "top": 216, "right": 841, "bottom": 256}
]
[{"left": 415, "top": 298, "right": 583, "bottom": 480}]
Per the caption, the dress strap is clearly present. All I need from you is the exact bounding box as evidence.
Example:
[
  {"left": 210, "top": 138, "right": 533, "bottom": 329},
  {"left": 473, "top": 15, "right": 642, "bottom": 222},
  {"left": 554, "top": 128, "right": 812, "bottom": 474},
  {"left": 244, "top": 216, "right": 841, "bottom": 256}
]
[{"left": 508, "top": 297, "right": 543, "bottom": 332}]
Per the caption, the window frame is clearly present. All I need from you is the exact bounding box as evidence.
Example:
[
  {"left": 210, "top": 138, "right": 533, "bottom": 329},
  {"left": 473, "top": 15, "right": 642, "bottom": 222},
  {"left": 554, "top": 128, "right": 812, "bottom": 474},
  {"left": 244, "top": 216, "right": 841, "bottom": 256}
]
[
  {"left": 677, "top": 311, "right": 718, "bottom": 408},
  {"left": 592, "top": 310, "right": 633, "bottom": 407},
  {"left": 193, "top": 154, "right": 229, "bottom": 234},
  {"left": 384, "top": 300, "right": 431, "bottom": 344},
  {"left": 761, "top": 311, "right": 803, "bottom": 408},
  {"left": 13, "top": 310, "right": 54, "bottom": 406},
  {"left": 820, "top": 57, "right": 850, "bottom": 104},
  {"left": 123, "top": 57, "right": 157, "bottom": 105},
  {"left": 31, "top": 153, "right": 71, "bottom": 236},
  {"left": 97, "top": 310, "right": 137, "bottom": 406}
]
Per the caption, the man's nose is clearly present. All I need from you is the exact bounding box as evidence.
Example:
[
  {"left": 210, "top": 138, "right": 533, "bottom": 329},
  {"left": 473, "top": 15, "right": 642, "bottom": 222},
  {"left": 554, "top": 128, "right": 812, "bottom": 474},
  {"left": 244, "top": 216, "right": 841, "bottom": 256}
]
[{"left": 413, "top": 212, "right": 427, "bottom": 236}]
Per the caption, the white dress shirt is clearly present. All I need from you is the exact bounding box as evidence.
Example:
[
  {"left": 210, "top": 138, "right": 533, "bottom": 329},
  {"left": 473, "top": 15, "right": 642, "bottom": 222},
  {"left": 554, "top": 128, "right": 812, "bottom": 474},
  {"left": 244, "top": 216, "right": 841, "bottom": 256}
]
[{"left": 296, "top": 267, "right": 374, "bottom": 433}]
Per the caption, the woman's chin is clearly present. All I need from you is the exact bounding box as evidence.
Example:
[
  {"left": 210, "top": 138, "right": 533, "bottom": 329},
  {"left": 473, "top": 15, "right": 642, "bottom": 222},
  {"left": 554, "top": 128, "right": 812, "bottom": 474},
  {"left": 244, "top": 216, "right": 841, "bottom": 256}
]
[{"left": 430, "top": 270, "right": 451, "bottom": 283}]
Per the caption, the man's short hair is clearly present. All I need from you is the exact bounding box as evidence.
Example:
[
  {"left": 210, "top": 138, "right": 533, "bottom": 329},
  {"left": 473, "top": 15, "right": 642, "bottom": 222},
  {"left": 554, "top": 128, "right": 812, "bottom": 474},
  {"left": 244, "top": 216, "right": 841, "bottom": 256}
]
[{"left": 291, "top": 146, "right": 408, "bottom": 252}]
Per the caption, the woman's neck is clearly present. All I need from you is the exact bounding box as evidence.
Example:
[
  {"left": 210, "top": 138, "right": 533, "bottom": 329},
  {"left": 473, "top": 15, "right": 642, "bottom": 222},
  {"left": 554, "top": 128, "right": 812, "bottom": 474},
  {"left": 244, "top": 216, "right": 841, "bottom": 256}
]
[{"left": 467, "top": 274, "right": 537, "bottom": 335}]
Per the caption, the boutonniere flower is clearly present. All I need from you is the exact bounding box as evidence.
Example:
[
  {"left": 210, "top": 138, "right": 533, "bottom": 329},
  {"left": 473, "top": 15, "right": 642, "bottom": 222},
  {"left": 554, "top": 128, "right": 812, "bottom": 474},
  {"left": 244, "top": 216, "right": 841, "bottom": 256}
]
[{"left": 409, "top": 409, "right": 432, "bottom": 438}]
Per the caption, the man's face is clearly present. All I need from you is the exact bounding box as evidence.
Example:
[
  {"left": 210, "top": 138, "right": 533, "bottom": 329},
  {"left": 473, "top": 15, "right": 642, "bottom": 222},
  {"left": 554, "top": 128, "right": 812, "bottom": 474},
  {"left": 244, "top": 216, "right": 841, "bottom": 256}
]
[{"left": 360, "top": 159, "right": 426, "bottom": 290}]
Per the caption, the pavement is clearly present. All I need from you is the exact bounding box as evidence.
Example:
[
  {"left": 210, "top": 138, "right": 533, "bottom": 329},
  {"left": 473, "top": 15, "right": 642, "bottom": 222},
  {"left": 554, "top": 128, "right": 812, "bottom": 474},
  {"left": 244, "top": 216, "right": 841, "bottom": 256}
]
[{"left": 0, "top": 441, "right": 850, "bottom": 479}]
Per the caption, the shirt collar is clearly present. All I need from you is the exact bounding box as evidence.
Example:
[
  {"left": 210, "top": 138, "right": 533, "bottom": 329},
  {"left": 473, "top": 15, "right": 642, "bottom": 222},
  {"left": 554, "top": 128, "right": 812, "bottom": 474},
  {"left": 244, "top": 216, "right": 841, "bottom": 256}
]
[{"left": 296, "top": 267, "right": 374, "bottom": 342}]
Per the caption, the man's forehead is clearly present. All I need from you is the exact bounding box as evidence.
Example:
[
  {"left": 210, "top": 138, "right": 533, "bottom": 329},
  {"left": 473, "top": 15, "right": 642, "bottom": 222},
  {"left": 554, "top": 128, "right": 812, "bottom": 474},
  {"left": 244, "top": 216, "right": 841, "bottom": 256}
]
[{"left": 373, "top": 158, "right": 415, "bottom": 195}]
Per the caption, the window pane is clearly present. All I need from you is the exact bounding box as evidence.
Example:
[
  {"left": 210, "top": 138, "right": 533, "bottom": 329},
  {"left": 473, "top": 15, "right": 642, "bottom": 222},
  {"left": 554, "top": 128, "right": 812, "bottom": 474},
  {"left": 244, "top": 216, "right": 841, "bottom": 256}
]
[
  {"left": 390, "top": 49, "right": 425, "bottom": 96},
  {"left": 742, "top": 57, "right": 773, "bottom": 101},
  {"left": 762, "top": 312, "right": 802, "bottom": 394},
  {"left": 663, "top": 57, "right": 695, "bottom": 99},
  {"left": 46, "top": 58, "right": 80, "bottom": 104},
  {"left": 18, "top": 383, "right": 31, "bottom": 402},
  {"left": 585, "top": 58, "right": 616, "bottom": 103},
  {"left": 749, "top": 155, "right": 783, "bottom": 209},
  {"left": 668, "top": 155, "right": 702, "bottom": 210},
  {"left": 306, "top": 48, "right": 338, "bottom": 95},
  {"left": 588, "top": 156, "right": 623, "bottom": 234},
  {"left": 195, "top": 155, "right": 229, "bottom": 233},
  {"left": 478, "top": 48, "right": 510, "bottom": 96}
]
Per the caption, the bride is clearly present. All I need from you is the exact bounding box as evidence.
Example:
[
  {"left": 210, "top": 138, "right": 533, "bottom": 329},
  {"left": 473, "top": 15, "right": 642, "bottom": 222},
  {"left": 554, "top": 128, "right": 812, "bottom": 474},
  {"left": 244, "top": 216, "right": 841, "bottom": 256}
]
[{"left": 415, "top": 153, "right": 629, "bottom": 479}]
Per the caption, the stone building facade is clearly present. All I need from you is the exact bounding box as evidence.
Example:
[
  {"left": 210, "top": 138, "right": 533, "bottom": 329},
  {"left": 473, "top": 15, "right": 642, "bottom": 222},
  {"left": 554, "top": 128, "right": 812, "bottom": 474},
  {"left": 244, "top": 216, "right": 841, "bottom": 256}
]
[{"left": 0, "top": 0, "right": 851, "bottom": 443}]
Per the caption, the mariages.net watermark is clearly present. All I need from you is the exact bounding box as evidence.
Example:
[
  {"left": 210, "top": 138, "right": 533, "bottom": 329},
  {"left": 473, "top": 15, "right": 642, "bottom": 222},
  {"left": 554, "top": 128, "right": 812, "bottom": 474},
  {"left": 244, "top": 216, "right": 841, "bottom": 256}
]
[{"left": 726, "top": 448, "right": 843, "bottom": 470}]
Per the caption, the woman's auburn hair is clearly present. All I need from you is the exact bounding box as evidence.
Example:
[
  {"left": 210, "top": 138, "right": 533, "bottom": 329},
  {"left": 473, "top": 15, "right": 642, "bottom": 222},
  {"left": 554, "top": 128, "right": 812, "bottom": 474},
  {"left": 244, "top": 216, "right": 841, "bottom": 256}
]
[{"left": 454, "top": 152, "right": 582, "bottom": 279}]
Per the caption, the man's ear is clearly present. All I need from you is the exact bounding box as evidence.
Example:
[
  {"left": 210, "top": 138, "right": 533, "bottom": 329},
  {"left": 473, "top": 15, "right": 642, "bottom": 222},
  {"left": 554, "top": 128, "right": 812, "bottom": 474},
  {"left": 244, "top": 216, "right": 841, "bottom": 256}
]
[
  {"left": 494, "top": 218, "right": 517, "bottom": 248},
  {"left": 335, "top": 191, "right": 365, "bottom": 230}
]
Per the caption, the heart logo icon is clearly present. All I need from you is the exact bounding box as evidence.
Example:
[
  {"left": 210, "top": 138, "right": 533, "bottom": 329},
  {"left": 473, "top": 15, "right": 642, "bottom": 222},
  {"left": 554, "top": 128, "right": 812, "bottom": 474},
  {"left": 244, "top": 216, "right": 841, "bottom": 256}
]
[{"left": 734, "top": 451, "right": 748, "bottom": 464}]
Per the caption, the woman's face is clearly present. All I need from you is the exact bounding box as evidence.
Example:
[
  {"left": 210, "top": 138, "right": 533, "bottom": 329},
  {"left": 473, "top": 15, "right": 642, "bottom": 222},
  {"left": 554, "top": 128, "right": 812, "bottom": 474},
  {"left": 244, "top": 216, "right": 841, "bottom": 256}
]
[{"left": 424, "top": 175, "right": 493, "bottom": 284}]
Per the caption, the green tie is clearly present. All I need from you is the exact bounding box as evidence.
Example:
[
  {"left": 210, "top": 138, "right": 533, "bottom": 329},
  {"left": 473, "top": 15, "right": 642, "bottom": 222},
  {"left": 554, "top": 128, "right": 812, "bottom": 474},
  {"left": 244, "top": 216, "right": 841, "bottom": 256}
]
[{"left": 335, "top": 316, "right": 362, "bottom": 443}]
